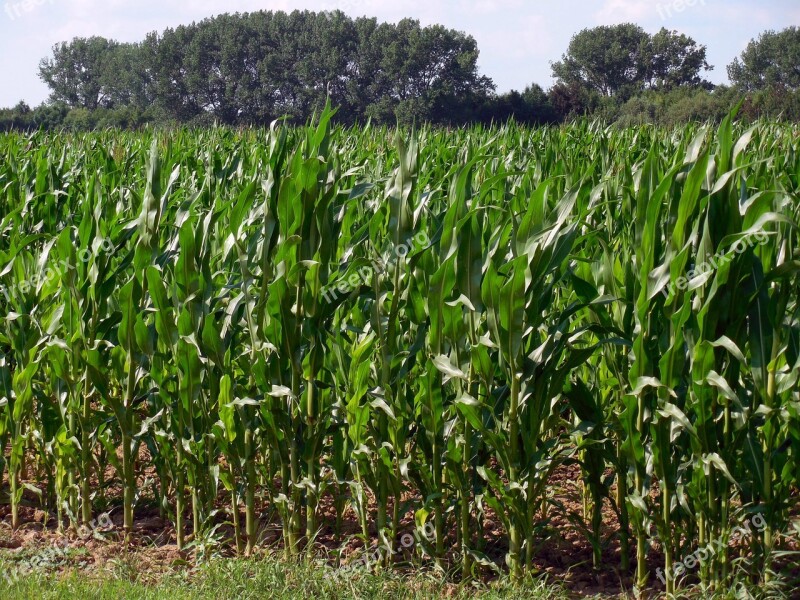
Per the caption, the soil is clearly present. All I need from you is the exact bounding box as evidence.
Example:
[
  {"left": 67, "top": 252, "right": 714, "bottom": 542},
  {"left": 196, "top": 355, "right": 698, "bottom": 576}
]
[{"left": 1, "top": 455, "right": 797, "bottom": 599}]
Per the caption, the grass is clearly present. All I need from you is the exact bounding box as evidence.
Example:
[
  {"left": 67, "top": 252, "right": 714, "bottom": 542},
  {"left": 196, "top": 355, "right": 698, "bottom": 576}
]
[
  {"left": 0, "top": 550, "right": 792, "bottom": 599},
  {"left": 0, "top": 553, "right": 572, "bottom": 600}
]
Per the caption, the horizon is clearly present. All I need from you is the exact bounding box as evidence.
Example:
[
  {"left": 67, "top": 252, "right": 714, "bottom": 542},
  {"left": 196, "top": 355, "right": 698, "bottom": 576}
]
[{"left": 0, "top": 0, "right": 797, "bottom": 108}]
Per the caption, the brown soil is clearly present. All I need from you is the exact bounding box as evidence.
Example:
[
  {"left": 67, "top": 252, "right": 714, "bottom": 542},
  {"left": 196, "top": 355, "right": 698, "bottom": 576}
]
[{"left": 1, "top": 456, "right": 797, "bottom": 599}]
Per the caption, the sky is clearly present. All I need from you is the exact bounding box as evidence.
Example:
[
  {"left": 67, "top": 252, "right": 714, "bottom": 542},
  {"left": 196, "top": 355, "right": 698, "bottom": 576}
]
[{"left": 0, "top": 0, "right": 798, "bottom": 107}]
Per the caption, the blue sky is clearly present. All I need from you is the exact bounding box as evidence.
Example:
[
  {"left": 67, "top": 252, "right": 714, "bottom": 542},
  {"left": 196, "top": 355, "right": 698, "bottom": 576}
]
[{"left": 1, "top": 0, "right": 798, "bottom": 107}]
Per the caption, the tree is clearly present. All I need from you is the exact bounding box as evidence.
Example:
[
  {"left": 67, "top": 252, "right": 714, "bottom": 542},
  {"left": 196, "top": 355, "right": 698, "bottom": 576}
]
[
  {"left": 552, "top": 25, "right": 712, "bottom": 98},
  {"left": 478, "top": 84, "right": 557, "bottom": 125},
  {"left": 521, "top": 84, "right": 557, "bottom": 122},
  {"left": 106, "top": 43, "right": 153, "bottom": 109},
  {"left": 38, "top": 37, "right": 119, "bottom": 109},
  {"left": 0, "top": 102, "right": 33, "bottom": 132},
  {"left": 728, "top": 27, "right": 800, "bottom": 91},
  {"left": 12, "top": 101, "right": 31, "bottom": 115},
  {"left": 548, "top": 81, "right": 600, "bottom": 119},
  {"left": 643, "top": 28, "right": 712, "bottom": 91},
  {"left": 38, "top": 10, "right": 495, "bottom": 126},
  {"left": 378, "top": 20, "right": 494, "bottom": 124},
  {"left": 146, "top": 27, "right": 204, "bottom": 123},
  {"left": 551, "top": 24, "right": 650, "bottom": 97}
]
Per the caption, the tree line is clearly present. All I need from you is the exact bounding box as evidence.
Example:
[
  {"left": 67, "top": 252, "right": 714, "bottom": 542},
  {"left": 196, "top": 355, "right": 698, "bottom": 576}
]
[{"left": 2, "top": 11, "right": 799, "bottom": 131}]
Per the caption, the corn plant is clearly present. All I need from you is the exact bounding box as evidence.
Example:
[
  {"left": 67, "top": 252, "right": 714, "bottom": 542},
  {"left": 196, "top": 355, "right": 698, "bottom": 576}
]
[{"left": 0, "top": 114, "right": 797, "bottom": 594}]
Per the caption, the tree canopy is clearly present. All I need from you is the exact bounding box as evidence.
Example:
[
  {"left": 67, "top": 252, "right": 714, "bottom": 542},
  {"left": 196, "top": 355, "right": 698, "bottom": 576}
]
[
  {"left": 728, "top": 27, "right": 800, "bottom": 91},
  {"left": 38, "top": 10, "right": 495, "bottom": 126},
  {"left": 39, "top": 36, "right": 121, "bottom": 110},
  {"left": 551, "top": 24, "right": 711, "bottom": 97},
  {"left": 16, "top": 13, "right": 800, "bottom": 132}
]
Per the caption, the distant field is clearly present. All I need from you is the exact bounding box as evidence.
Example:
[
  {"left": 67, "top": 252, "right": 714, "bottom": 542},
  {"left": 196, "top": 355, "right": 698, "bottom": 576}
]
[{"left": 0, "top": 112, "right": 798, "bottom": 598}]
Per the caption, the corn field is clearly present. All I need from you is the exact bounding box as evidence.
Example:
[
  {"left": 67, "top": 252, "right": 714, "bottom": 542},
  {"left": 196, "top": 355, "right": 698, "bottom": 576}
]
[{"left": 1, "top": 107, "right": 798, "bottom": 593}]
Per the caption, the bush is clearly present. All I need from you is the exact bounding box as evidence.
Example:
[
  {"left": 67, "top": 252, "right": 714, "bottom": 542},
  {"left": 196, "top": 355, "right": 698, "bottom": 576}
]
[
  {"left": 740, "top": 85, "right": 800, "bottom": 121},
  {"left": 0, "top": 102, "right": 71, "bottom": 132},
  {"left": 548, "top": 82, "right": 602, "bottom": 121},
  {"left": 0, "top": 102, "right": 34, "bottom": 131},
  {"left": 612, "top": 88, "right": 736, "bottom": 127}
]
